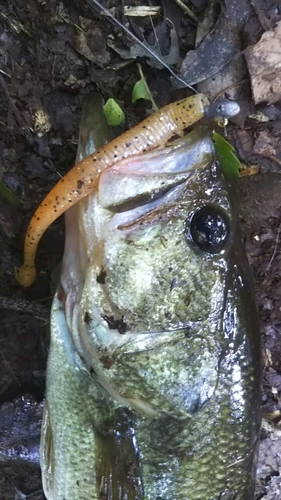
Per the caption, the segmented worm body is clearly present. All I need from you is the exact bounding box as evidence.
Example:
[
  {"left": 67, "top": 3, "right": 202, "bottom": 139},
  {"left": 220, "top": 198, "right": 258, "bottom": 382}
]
[{"left": 15, "top": 93, "right": 212, "bottom": 287}]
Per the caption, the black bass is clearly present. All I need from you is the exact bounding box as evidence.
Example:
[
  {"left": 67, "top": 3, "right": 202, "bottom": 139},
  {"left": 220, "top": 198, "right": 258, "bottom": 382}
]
[{"left": 40, "top": 93, "right": 260, "bottom": 500}]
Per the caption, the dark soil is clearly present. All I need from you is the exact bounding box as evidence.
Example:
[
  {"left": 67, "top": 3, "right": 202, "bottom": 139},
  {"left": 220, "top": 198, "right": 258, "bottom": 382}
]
[{"left": 1, "top": 1, "right": 281, "bottom": 499}]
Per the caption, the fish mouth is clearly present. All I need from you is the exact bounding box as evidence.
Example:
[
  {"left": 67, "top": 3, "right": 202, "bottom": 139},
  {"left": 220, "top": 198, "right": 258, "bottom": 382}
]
[{"left": 98, "top": 127, "right": 214, "bottom": 213}]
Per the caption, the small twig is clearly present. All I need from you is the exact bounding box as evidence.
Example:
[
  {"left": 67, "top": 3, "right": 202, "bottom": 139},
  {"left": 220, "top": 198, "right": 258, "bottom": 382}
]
[
  {"left": 89, "top": 0, "right": 197, "bottom": 92},
  {"left": 264, "top": 154, "right": 281, "bottom": 168},
  {"left": 59, "top": 12, "right": 84, "bottom": 33},
  {"left": 1, "top": 472, "right": 42, "bottom": 499},
  {"left": 213, "top": 78, "right": 248, "bottom": 102},
  {"left": 124, "top": 6, "right": 160, "bottom": 17},
  {"left": 15, "top": 489, "right": 43, "bottom": 500},
  {"left": 172, "top": 0, "right": 199, "bottom": 24},
  {"left": 0, "top": 68, "right": 11, "bottom": 78},
  {"left": 267, "top": 223, "right": 281, "bottom": 271},
  {"left": 0, "top": 10, "right": 31, "bottom": 36},
  {"left": 251, "top": 0, "right": 272, "bottom": 31},
  {"left": 136, "top": 63, "right": 158, "bottom": 111},
  {"left": 149, "top": 14, "right": 161, "bottom": 60}
]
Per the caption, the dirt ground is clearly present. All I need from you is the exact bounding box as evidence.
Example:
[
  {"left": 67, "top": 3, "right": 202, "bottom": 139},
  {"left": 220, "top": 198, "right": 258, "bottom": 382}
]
[{"left": 1, "top": 0, "right": 281, "bottom": 499}]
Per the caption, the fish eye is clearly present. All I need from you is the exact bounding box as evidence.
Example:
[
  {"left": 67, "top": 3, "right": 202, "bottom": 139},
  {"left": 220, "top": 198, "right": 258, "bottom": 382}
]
[
  {"left": 188, "top": 206, "right": 230, "bottom": 253},
  {"left": 216, "top": 104, "right": 224, "bottom": 114}
]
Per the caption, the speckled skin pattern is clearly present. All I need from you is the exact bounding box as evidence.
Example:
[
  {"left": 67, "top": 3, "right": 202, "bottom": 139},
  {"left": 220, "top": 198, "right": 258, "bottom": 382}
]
[{"left": 40, "top": 94, "right": 260, "bottom": 500}]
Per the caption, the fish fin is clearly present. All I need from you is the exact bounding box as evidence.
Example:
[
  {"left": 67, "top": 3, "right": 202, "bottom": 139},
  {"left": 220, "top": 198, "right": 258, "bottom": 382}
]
[
  {"left": 40, "top": 402, "right": 55, "bottom": 499},
  {"left": 96, "top": 409, "right": 143, "bottom": 500}
]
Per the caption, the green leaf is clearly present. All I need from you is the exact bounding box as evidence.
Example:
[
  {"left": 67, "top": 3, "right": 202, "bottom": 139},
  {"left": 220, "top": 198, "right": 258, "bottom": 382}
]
[
  {"left": 104, "top": 98, "right": 125, "bottom": 126},
  {"left": 131, "top": 63, "right": 158, "bottom": 111},
  {"left": 0, "top": 180, "right": 23, "bottom": 206},
  {"left": 213, "top": 132, "right": 241, "bottom": 178},
  {"left": 132, "top": 79, "right": 151, "bottom": 103}
]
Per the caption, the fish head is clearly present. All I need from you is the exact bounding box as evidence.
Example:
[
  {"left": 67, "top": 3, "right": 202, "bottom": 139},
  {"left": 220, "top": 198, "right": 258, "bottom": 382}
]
[{"left": 58, "top": 126, "right": 259, "bottom": 422}]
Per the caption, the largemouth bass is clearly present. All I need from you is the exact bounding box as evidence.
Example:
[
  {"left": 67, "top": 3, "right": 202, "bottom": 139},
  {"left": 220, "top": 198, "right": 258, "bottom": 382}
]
[{"left": 40, "top": 93, "right": 260, "bottom": 500}]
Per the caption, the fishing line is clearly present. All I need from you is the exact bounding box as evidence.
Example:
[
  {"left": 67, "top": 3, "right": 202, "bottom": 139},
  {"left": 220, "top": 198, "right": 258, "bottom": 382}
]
[{"left": 88, "top": 0, "right": 197, "bottom": 92}]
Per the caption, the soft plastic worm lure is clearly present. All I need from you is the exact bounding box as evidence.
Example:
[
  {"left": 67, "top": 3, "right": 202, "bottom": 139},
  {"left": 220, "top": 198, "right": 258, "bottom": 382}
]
[{"left": 15, "top": 94, "right": 239, "bottom": 287}]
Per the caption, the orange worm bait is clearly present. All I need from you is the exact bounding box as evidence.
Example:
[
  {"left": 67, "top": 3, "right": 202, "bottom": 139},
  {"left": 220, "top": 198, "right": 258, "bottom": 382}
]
[{"left": 15, "top": 93, "right": 239, "bottom": 287}]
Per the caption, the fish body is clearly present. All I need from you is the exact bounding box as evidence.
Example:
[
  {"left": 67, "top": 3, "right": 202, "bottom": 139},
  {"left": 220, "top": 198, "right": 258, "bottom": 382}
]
[{"left": 41, "top": 94, "right": 260, "bottom": 500}]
